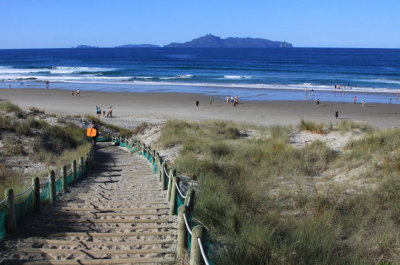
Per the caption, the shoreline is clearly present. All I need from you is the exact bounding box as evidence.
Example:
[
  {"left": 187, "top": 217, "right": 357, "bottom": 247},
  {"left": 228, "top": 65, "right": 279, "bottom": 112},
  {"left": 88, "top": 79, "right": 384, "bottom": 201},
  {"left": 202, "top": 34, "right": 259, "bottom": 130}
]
[
  {"left": 1, "top": 88, "right": 400, "bottom": 129},
  {"left": 1, "top": 80, "right": 399, "bottom": 104}
]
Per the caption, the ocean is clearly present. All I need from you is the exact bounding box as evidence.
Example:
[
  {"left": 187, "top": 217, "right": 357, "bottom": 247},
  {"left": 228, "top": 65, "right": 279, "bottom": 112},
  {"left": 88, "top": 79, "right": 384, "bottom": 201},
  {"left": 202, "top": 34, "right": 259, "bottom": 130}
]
[{"left": 0, "top": 48, "right": 399, "bottom": 103}]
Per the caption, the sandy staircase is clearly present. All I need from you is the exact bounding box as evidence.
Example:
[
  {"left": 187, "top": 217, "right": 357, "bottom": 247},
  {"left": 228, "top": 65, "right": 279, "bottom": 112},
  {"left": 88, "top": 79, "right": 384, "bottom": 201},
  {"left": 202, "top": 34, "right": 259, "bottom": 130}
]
[{"left": 0, "top": 143, "right": 177, "bottom": 264}]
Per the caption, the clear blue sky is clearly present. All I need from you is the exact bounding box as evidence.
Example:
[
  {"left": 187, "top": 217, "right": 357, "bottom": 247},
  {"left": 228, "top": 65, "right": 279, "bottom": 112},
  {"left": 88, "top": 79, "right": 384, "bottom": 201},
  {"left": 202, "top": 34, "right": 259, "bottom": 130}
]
[{"left": 0, "top": 0, "right": 399, "bottom": 49}]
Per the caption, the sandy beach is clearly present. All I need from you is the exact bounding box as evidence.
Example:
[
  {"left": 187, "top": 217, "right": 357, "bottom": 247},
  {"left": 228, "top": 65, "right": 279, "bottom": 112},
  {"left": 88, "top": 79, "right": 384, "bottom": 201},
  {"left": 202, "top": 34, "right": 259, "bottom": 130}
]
[{"left": 1, "top": 88, "right": 400, "bottom": 129}]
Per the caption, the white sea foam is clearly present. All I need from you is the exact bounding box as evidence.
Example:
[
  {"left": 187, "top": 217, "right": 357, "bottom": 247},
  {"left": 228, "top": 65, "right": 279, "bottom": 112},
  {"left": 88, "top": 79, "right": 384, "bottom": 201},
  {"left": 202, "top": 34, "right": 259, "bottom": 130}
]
[
  {"left": 49, "top": 66, "right": 116, "bottom": 74},
  {"left": 358, "top": 78, "right": 400, "bottom": 85},
  {"left": 0, "top": 66, "right": 116, "bottom": 76},
  {"left": 223, "top": 75, "right": 252, "bottom": 79}
]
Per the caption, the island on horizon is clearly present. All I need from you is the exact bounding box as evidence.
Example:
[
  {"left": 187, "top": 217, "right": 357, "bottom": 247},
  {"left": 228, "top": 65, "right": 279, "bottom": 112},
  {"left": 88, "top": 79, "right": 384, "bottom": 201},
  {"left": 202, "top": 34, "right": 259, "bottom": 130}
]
[{"left": 73, "top": 34, "right": 293, "bottom": 49}]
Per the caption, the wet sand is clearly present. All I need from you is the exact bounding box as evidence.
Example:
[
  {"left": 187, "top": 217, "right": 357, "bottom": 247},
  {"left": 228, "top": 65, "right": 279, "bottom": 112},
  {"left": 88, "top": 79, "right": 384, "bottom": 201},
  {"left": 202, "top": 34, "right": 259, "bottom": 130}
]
[{"left": 1, "top": 88, "right": 400, "bottom": 128}]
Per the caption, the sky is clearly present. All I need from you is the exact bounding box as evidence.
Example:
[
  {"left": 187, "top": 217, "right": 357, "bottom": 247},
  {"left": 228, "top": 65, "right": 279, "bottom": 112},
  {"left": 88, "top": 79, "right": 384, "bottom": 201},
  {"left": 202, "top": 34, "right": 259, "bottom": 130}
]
[{"left": 0, "top": 0, "right": 399, "bottom": 49}]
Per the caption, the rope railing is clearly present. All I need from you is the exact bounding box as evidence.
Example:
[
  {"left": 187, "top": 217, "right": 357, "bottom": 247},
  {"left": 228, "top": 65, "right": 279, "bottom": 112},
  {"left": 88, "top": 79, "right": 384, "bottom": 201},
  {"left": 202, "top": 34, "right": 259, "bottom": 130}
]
[
  {"left": 116, "top": 137, "right": 213, "bottom": 265},
  {"left": 184, "top": 214, "right": 193, "bottom": 236},
  {"left": 14, "top": 183, "right": 34, "bottom": 198},
  {"left": 164, "top": 166, "right": 170, "bottom": 178},
  {"left": 0, "top": 196, "right": 8, "bottom": 207},
  {"left": 175, "top": 182, "right": 186, "bottom": 199},
  {"left": 198, "top": 238, "right": 211, "bottom": 265}
]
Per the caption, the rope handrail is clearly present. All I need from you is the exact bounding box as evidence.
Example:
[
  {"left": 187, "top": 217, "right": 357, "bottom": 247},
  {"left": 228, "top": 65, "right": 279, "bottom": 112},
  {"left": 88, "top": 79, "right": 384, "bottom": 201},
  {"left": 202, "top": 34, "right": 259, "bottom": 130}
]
[
  {"left": 183, "top": 213, "right": 193, "bottom": 236},
  {"left": 164, "top": 166, "right": 169, "bottom": 178},
  {"left": 0, "top": 196, "right": 8, "bottom": 206},
  {"left": 39, "top": 178, "right": 50, "bottom": 188},
  {"left": 175, "top": 182, "right": 186, "bottom": 199},
  {"left": 198, "top": 237, "right": 211, "bottom": 265},
  {"left": 15, "top": 183, "right": 35, "bottom": 198}
]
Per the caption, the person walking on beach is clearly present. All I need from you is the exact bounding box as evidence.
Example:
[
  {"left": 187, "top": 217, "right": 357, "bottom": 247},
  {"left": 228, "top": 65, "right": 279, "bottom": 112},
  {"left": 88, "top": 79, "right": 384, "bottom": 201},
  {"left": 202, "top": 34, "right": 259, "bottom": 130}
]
[
  {"left": 226, "top": 96, "right": 229, "bottom": 103},
  {"left": 209, "top": 97, "right": 212, "bottom": 105},
  {"left": 107, "top": 106, "right": 113, "bottom": 117},
  {"left": 335, "top": 110, "right": 339, "bottom": 119},
  {"left": 196, "top": 101, "right": 199, "bottom": 108},
  {"left": 362, "top": 99, "right": 365, "bottom": 108},
  {"left": 353, "top": 96, "right": 357, "bottom": 104}
]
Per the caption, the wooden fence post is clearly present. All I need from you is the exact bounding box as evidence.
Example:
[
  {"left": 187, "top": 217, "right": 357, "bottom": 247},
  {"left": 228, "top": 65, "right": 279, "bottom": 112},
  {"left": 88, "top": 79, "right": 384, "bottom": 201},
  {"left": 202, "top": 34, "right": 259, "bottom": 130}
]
[
  {"left": 79, "top": 156, "right": 84, "bottom": 178},
  {"left": 167, "top": 169, "right": 175, "bottom": 201},
  {"left": 85, "top": 154, "right": 90, "bottom": 170},
  {"left": 62, "top": 165, "right": 67, "bottom": 192},
  {"left": 190, "top": 225, "right": 206, "bottom": 265},
  {"left": 161, "top": 163, "right": 167, "bottom": 191},
  {"left": 169, "top": 176, "right": 178, "bottom": 216},
  {"left": 72, "top": 160, "right": 77, "bottom": 182},
  {"left": 177, "top": 205, "right": 188, "bottom": 261},
  {"left": 32, "top": 177, "right": 40, "bottom": 214},
  {"left": 49, "top": 170, "right": 56, "bottom": 203},
  {"left": 5, "top": 188, "right": 16, "bottom": 234}
]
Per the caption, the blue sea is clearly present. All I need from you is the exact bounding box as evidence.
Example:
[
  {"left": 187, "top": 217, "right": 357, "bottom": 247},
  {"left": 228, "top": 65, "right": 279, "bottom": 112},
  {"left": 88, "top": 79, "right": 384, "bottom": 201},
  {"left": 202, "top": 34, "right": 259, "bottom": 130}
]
[{"left": 0, "top": 48, "right": 399, "bottom": 103}]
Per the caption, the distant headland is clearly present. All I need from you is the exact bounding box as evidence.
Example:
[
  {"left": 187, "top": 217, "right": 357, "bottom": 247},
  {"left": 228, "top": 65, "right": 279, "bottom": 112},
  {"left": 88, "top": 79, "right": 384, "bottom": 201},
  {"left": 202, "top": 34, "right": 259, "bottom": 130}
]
[
  {"left": 74, "top": 34, "right": 293, "bottom": 49},
  {"left": 165, "top": 34, "right": 293, "bottom": 48}
]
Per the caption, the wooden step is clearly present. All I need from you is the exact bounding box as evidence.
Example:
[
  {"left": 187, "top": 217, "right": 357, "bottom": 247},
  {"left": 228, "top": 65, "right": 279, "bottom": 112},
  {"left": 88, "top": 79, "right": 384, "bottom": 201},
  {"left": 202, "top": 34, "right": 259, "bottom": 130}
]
[
  {"left": 53, "top": 211, "right": 168, "bottom": 217},
  {"left": 47, "top": 230, "right": 174, "bottom": 238},
  {"left": 5, "top": 257, "right": 176, "bottom": 264},
  {"left": 18, "top": 247, "right": 175, "bottom": 256},
  {"left": 33, "top": 224, "right": 174, "bottom": 231},
  {"left": 24, "top": 238, "right": 175, "bottom": 246},
  {"left": 38, "top": 218, "right": 171, "bottom": 224},
  {"left": 57, "top": 206, "right": 169, "bottom": 212}
]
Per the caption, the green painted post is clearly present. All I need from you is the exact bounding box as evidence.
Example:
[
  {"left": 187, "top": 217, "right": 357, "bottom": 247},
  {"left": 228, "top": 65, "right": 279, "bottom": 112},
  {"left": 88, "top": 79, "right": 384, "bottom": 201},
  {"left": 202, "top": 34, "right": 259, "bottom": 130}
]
[
  {"left": 177, "top": 205, "right": 188, "bottom": 261},
  {"left": 72, "top": 160, "right": 77, "bottom": 182},
  {"left": 61, "top": 165, "right": 67, "bottom": 193},
  {"left": 169, "top": 176, "right": 178, "bottom": 216},
  {"left": 167, "top": 169, "right": 175, "bottom": 201},
  {"left": 32, "top": 177, "right": 40, "bottom": 214},
  {"left": 49, "top": 170, "right": 56, "bottom": 203},
  {"left": 5, "top": 188, "right": 16, "bottom": 234},
  {"left": 190, "top": 225, "right": 206, "bottom": 265}
]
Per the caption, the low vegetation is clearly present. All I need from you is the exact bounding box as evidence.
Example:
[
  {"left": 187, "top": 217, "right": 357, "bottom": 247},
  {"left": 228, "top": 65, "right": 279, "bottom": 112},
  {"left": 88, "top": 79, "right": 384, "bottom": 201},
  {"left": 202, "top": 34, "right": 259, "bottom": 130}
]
[
  {"left": 159, "top": 119, "right": 400, "bottom": 265},
  {"left": 0, "top": 102, "right": 91, "bottom": 198}
]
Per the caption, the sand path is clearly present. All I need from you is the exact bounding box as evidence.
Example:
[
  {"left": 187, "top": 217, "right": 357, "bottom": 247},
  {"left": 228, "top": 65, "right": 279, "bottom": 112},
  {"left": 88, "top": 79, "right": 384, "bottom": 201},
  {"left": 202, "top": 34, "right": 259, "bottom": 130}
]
[{"left": 0, "top": 143, "right": 177, "bottom": 264}]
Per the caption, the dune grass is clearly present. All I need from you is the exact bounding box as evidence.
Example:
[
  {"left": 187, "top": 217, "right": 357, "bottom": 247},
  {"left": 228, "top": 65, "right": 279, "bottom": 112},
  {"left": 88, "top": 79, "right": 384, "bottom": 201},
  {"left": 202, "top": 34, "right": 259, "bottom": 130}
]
[
  {"left": 159, "top": 119, "right": 400, "bottom": 265},
  {"left": 0, "top": 103, "right": 91, "bottom": 198}
]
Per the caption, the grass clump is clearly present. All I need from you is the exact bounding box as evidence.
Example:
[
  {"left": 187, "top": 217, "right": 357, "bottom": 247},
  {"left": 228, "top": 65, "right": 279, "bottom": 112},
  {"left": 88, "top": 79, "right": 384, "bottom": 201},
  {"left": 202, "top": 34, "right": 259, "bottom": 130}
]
[
  {"left": 159, "top": 119, "right": 400, "bottom": 264},
  {"left": 133, "top": 122, "right": 149, "bottom": 135},
  {"left": 0, "top": 101, "right": 22, "bottom": 114},
  {"left": 299, "top": 118, "right": 325, "bottom": 134}
]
